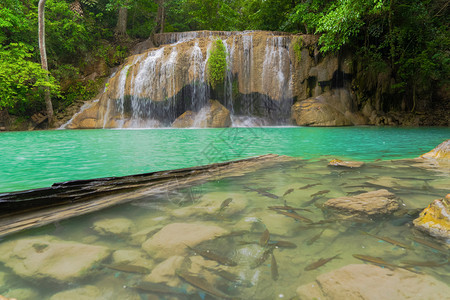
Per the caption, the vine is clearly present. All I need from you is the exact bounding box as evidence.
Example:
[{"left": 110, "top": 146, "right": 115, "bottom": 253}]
[{"left": 207, "top": 38, "right": 227, "bottom": 88}]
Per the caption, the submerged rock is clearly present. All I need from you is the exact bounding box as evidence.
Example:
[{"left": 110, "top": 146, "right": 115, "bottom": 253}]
[
  {"left": 49, "top": 286, "right": 101, "bottom": 300},
  {"left": 328, "top": 159, "right": 364, "bottom": 168},
  {"left": 420, "top": 139, "right": 450, "bottom": 159},
  {"left": 0, "top": 236, "right": 110, "bottom": 282},
  {"left": 413, "top": 196, "right": 450, "bottom": 241},
  {"left": 172, "top": 192, "right": 247, "bottom": 218},
  {"left": 324, "top": 189, "right": 400, "bottom": 217},
  {"left": 92, "top": 217, "right": 134, "bottom": 237},
  {"left": 143, "top": 255, "right": 186, "bottom": 287},
  {"left": 141, "top": 223, "right": 228, "bottom": 259},
  {"left": 296, "top": 264, "right": 450, "bottom": 300},
  {"left": 4, "top": 288, "right": 37, "bottom": 300}
]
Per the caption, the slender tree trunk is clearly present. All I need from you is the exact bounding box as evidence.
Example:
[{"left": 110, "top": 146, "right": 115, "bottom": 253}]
[
  {"left": 156, "top": 0, "right": 165, "bottom": 33},
  {"left": 38, "top": 0, "right": 54, "bottom": 126},
  {"left": 115, "top": 6, "right": 128, "bottom": 38}
]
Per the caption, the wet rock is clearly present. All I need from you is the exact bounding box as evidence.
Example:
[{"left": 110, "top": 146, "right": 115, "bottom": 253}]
[
  {"left": 172, "top": 110, "right": 196, "bottom": 128},
  {"left": 141, "top": 223, "right": 228, "bottom": 259},
  {"left": 172, "top": 100, "right": 231, "bottom": 128},
  {"left": 413, "top": 197, "right": 450, "bottom": 241},
  {"left": 0, "top": 235, "right": 110, "bottom": 282},
  {"left": 328, "top": 159, "right": 364, "bottom": 168},
  {"left": 4, "top": 288, "right": 37, "bottom": 300},
  {"left": 92, "top": 217, "right": 134, "bottom": 237},
  {"left": 324, "top": 189, "right": 400, "bottom": 217},
  {"left": 420, "top": 139, "right": 450, "bottom": 159},
  {"left": 172, "top": 192, "right": 247, "bottom": 218},
  {"left": 143, "top": 256, "right": 186, "bottom": 287},
  {"left": 296, "top": 264, "right": 450, "bottom": 300},
  {"left": 111, "top": 249, "right": 154, "bottom": 269},
  {"left": 291, "top": 91, "right": 354, "bottom": 127},
  {"left": 49, "top": 286, "right": 101, "bottom": 300}
]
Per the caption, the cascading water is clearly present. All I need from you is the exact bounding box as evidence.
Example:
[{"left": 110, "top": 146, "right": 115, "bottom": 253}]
[{"left": 65, "top": 31, "right": 314, "bottom": 129}]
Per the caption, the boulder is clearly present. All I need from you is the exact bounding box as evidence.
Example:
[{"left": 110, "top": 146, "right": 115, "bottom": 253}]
[
  {"left": 172, "top": 110, "right": 196, "bottom": 128},
  {"left": 324, "top": 189, "right": 400, "bottom": 217},
  {"left": 328, "top": 159, "right": 364, "bottom": 168},
  {"left": 296, "top": 264, "right": 450, "bottom": 300},
  {"left": 142, "top": 223, "right": 228, "bottom": 259},
  {"left": 420, "top": 139, "right": 450, "bottom": 159},
  {"left": 413, "top": 196, "right": 450, "bottom": 241},
  {"left": 173, "top": 100, "right": 231, "bottom": 128},
  {"left": 92, "top": 217, "right": 134, "bottom": 237},
  {"left": 0, "top": 236, "right": 110, "bottom": 282},
  {"left": 291, "top": 90, "right": 355, "bottom": 126}
]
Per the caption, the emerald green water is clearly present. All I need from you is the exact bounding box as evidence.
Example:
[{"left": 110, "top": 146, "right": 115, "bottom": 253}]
[
  {"left": 0, "top": 127, "right": 449, "bottom": 193},
  {"left": 0, "top": 127, "right": 449, "bottom": 299}
]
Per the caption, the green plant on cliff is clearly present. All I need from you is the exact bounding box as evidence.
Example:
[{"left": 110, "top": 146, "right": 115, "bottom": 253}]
[
  {"left": 207, "top": 38, "right": 227, "bottom": 88},
  {"left": 292, "top": 36, "right": 303, "bottom": 62}
]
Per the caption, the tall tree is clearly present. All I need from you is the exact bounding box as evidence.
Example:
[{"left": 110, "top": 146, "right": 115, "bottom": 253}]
[
  {"left": 155, "top": 0, "right": 165, "bottom": 33},
  {"left": 38, "top": 0, "right": 54, "bottom": 126}
]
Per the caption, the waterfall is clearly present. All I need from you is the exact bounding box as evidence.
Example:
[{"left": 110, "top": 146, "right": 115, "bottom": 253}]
[{"left": 66, "top": 31, "right": 305, "bottom": 129}]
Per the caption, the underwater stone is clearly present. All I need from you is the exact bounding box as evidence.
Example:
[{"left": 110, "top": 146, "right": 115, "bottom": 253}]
[
  {"left": 144, "top": 256, "right": 186, "bottom": 287},
  {"left": 111, "top": 249, "right": 154, "bottom": 269},
  {"left": 0, "top": 235, "right": 110, "bottom": 282},
  {"left": 171, "top": 192, "right": 247, "bottom": 218},
  {"left": 92, "top": 217, "right": 134, "bottom": 237},
  {"left": 296, "top": 263, "right": 450, "bottom": 300},
  {"left": 49, "top": 286, "right": 101, "bottom": 300},
  {"left": 328, "top": 159, "right": 364, "bottom": 168},
  {"left": 413, "top": 197, "right": 450, "bottom": 241},
  {"left": 324, "top": 189, "right": 400, "bottom": 217},
  {"left": 141, "top": 223, "right": 228, "bottom": 259},
  {"left": 4, "top": 288, "right": 38, "bottom": 300}
]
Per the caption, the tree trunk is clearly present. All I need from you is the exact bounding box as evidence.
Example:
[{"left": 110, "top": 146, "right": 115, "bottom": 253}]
[
  {"left": 156, "top": 0, "right": 165, "bottom": 34},
  {"left": 38, "top": 0, "right": 54, "bottom": 127},
  {"left": 115, "top": 6, "right": 128, "bottom": 38}
]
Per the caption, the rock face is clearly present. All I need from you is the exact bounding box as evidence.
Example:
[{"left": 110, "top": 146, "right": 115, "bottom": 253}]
[
  {"left": 413, "top": 197, "right": 450, "bottom": 241},
  {"left": 420, "top": 139, "right": 450, "bottom": 159},
  {"left": 296, "top": 264, "right": 450, "bottom": 300},
  {"left": 141, "top": 223, "right": 228, "bottom": 259},
  {"left": 0, "top": 236, "right": 110, "bottom": 282},
  {"left": 324, "top": 189, "right": 400, "bottom": 217},
  {"left": 172, "top": 100, "right": 231, "bottom": 128}
]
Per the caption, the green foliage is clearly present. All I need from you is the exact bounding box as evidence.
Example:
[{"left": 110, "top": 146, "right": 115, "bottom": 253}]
[
  {"left": 0, "top": 43, "right": 60, "bottom": 110},
  {"left": 292, "top": 36, "right": 303, "bottom": 62},
  {"left": 207, "top": 38, "right": 227, "bottom": 88}
]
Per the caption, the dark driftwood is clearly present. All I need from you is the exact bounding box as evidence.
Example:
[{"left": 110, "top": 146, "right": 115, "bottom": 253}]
[{"left": 0, "top": 154, "right": 290, "bottom": 237}]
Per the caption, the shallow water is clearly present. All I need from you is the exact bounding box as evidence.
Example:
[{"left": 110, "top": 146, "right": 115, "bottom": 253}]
[
  {"left": 0, "top": 127, "right": 449, "bottom": 193},
  {"left": 0, "top": 156, "right": 449, "bottom": 299}
]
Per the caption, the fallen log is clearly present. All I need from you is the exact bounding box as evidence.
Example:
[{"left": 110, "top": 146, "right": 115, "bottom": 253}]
[{"left": 0, "top": 154, "right": 291, "bottom": 237}]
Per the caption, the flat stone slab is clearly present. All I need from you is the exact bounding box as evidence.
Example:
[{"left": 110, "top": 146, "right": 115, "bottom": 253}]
[
  {"left": 0, "top": 236, "right": 110, "bottom": 282},
  {"left": 324, "top": 189, "right": 400, "bottom": 216},
  {"left": 296, "top": 264, "right": 450, "bottom": 300},
  {"left": 141, "top": 222, "right": 228, "bottom": 259}
]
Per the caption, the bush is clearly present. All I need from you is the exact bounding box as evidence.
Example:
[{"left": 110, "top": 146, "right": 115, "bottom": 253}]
[{"left": 207, "top": 38, "right": 227, "bottom": 88}]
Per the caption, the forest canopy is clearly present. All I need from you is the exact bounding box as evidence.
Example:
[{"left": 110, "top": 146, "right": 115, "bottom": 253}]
[{"left": 0, "top": 0, "right": 448, "bottom": 119}]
